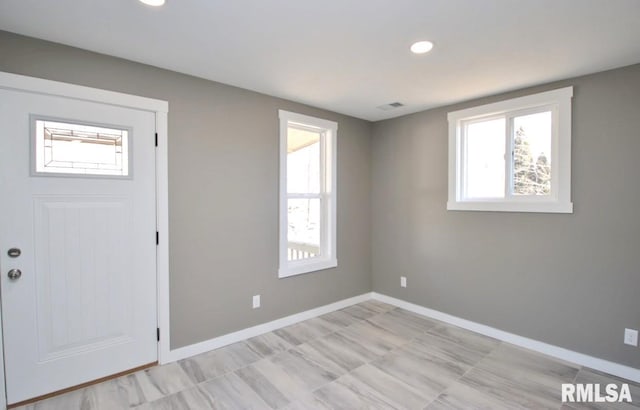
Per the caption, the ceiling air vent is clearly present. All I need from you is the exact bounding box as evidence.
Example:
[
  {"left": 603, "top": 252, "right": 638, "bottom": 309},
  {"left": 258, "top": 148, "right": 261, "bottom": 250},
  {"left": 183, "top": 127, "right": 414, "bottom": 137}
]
[{"left": 377, "top": 102, "right": 404, "bottom": 111}]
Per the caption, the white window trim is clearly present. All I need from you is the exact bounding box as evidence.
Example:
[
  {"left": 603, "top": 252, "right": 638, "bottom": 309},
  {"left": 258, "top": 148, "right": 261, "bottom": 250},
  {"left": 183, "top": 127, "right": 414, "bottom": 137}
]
[
  {"left": 278, "top": 110, "right": 337, "bottom": 278},
  {"left": 447, "top": 87, "right": 573, "bottom": 213}
]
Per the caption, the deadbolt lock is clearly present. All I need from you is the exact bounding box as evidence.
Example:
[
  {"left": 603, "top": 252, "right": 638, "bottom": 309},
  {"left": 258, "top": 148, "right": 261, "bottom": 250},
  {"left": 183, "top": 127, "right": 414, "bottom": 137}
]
[{"left": 7, "top": 248, "right": 21, "bottom": 258}]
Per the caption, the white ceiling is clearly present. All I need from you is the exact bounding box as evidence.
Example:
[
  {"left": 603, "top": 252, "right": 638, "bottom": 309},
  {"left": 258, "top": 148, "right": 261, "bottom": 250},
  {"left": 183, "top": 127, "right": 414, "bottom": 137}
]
[{"left": 1, "top": 0, "right": 640, "bottom": 121}]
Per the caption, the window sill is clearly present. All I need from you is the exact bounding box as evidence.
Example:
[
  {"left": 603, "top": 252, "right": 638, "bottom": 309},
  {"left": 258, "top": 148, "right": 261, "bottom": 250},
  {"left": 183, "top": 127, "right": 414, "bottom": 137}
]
[
  {"left": 278, "top": 258, "right": 338, "bottom": 278},
  {"left": 447, "top": 201, "right": 573, "bottom": 214}
]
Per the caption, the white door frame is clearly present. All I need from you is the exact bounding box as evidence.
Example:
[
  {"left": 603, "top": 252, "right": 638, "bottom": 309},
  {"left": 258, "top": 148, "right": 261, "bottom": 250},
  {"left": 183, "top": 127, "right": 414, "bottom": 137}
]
[{"left": 0, "top": 71, "right": 171, "bottom": 409}]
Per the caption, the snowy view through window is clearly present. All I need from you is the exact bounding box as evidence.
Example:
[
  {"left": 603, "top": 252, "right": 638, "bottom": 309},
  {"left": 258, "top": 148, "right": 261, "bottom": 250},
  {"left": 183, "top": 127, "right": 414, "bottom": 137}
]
[
  {"left": 464, "top": 111, "right": 551, "bottom": 198},
  {"left": 512, "top": 111, "right": 551, "bottom": 195},
  {"left": 287, "top": 127, "right": 321, "bottom": 261}
]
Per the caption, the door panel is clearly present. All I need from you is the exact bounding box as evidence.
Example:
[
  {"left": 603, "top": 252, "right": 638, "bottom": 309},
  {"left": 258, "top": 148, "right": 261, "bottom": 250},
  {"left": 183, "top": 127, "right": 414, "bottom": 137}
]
[
  {"left": 0, "top": 88, "right": 157, "bottom": 404},
  {"left": 35, "top": 196, "right": 133, "bottom": 362}
]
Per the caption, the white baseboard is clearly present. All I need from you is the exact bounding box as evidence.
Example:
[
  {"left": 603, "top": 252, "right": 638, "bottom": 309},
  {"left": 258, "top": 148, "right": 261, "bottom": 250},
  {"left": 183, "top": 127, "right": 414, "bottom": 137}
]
[
  {"left": 372, "top": 292, "right": 640, "bottom": 383},
  {"left": 164, "top": 292, "right": 373, "bottom": 363},
  {"left": 162, "top": 290, "right": 640, "bottom": 384}
]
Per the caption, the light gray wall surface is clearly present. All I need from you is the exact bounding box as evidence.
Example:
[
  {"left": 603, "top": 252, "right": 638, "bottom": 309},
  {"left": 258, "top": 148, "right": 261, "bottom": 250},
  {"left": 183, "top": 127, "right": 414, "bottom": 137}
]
[
  {"left": 0, "top": 31, "right": 372, "bottom": 349},
  {"left": 371, "top": 63, "right": 640, "bottom": 368}
]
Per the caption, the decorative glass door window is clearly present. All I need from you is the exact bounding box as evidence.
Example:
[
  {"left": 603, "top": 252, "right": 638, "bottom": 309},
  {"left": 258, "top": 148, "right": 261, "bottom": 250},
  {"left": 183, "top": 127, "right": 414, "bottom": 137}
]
[{"left": 34, "top": 118, "right": 130, "bottom": 176}]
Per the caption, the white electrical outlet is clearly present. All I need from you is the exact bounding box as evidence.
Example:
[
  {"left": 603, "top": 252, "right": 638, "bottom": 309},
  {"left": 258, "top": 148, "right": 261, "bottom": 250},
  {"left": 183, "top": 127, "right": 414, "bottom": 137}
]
[
  {"left": 624, "top": 328, "right": 638, "bottom": 346},
  {"left": 400, "top": 276, "right": 407, "bottom": 288},
  {"left": 252, "top": 294, "right": 261, "bottom": 309}
]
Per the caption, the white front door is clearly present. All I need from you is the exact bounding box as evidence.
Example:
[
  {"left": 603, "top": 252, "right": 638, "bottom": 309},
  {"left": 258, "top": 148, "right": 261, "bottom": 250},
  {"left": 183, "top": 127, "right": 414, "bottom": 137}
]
[{"left": 0, "top": 87, "right": 158, "bottom": 404}]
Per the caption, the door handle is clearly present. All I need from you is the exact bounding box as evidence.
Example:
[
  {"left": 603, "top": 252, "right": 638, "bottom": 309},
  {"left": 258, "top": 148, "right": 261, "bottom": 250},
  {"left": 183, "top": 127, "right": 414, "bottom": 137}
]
[{"left": 7, "top": 269, "right": 22, "bottom": 280}]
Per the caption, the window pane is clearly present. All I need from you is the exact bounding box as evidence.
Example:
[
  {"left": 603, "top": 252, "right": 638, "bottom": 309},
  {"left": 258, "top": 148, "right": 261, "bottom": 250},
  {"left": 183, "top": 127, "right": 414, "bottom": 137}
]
[
  {"left": 287, "top": 198, "right": 321, "bottom": 261},
  {"left": 512, "top": 111, "right": 551, "bottom": 195},
  {"left": 35, "top": 119, "right": 129, "bottom": 176},
  {"left": 287, "top": 126, "right": 320, "bottom": 193},
  {"left": 464, "top": 118, "right": 505, "bottom": 199}
]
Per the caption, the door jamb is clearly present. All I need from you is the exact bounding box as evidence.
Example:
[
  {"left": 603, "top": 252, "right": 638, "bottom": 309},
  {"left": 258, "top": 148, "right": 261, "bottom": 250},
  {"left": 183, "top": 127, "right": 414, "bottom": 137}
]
[{"left": 0, "top": 71, "right": 170, "bottom": 409}]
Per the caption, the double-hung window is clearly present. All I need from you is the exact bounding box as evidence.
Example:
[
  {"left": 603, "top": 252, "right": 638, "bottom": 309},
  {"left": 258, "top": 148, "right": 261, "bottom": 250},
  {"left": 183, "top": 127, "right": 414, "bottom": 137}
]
[
  {"left": 447, "top": 87, "right": 573, "bottom": 213},
  {"left": 279, "top": 110, "right": 337, "bottom": 278}
]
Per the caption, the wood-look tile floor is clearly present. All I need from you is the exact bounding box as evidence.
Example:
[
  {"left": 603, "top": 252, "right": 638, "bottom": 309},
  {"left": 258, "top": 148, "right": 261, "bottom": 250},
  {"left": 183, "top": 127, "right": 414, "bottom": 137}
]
[{"left": 15, "top": 300, "right": 640, "bottom": 409}]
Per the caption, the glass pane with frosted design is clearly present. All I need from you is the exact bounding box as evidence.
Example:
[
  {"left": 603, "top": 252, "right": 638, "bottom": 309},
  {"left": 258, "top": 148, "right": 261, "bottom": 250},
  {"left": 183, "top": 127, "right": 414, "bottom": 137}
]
[
  {"left": 464, "top": 118, "right": 506, "bottom": 199},
  {"left": 512, "top": 111, "right": 552, "bottom": 195},
  {"left": 35, "top": 119, "right": 129, "bottom": 176},
  {"left": 287, "top": 198, "right": 321, "bottom": 261},
  {"left": 287, "top": 126, "right": 320, "bottom": 194}
]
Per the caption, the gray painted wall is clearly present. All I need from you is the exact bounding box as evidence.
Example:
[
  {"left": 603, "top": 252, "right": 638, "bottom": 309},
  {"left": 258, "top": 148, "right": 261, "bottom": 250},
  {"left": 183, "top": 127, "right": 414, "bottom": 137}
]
[
  {"left": 0, "top": 31, "right": 372, "bottom": 349},
  {"left": 371, "top": 63, "right": 640, "bottom": 368}
]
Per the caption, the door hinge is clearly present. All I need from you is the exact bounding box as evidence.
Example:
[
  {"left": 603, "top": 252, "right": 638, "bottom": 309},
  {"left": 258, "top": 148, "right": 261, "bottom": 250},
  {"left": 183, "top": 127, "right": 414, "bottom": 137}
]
[
  {"left": 157, "top": 327, "right": 160, "bottom": 342},
  {"left": 156, "top": 231, "right": 159, "bottom": 245},
  {"left": 155, "top": 132, "right": 158, "bottom": 147}
]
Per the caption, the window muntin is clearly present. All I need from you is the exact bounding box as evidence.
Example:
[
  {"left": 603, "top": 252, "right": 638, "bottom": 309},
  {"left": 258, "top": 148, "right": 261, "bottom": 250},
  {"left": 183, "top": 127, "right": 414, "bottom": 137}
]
[
  {"left": 279, "top": 110, "right": 337, "bottom": 278},
  {"left": 34, "top": 118, "right": 130, "bottom": 176},
  {"left": 448, "top": 87, "right": 573, "bottom": 213}
]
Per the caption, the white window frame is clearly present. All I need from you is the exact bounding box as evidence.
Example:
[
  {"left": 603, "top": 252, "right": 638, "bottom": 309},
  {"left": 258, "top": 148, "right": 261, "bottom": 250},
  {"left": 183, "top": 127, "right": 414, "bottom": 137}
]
[
  {"left": 447, "top": 87, "right": 573, "bottom": 213},
  {"left": 279, "top": 110, "right": 337, "bottom": 278}
]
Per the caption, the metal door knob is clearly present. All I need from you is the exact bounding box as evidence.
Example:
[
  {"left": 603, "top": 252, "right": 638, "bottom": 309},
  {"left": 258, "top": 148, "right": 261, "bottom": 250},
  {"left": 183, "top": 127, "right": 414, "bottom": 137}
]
[{"left": 7, "top": 269, "right": 22, "bottom": 280}]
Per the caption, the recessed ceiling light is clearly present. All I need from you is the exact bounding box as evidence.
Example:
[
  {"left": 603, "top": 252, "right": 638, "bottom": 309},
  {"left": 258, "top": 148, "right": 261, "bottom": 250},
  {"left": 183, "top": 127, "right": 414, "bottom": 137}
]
[
  {"left": 410, "top": 41, "right": 434, "bottom": 54},
  {"left": 139, "top": 0, "right": 165, "bottom": 6}
]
